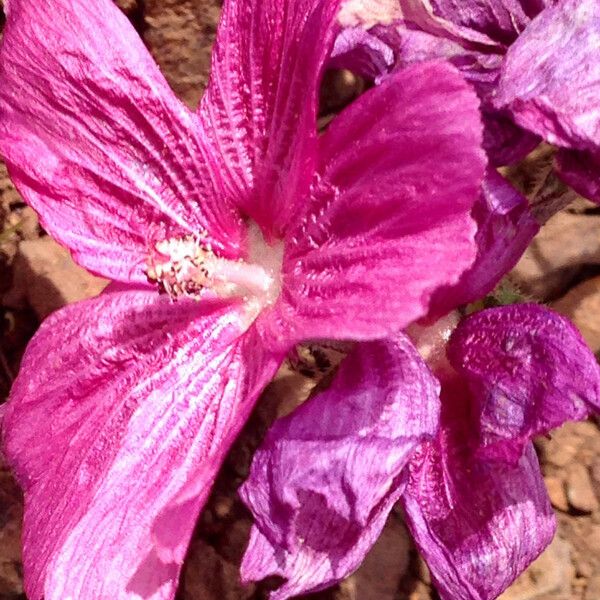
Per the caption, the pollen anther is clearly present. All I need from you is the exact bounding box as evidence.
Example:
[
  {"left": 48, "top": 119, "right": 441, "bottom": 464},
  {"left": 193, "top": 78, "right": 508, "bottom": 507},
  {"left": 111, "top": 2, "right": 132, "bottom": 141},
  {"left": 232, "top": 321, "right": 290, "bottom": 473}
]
[{"left": 145, "top": 233, "right": 279, "bottom": 308}]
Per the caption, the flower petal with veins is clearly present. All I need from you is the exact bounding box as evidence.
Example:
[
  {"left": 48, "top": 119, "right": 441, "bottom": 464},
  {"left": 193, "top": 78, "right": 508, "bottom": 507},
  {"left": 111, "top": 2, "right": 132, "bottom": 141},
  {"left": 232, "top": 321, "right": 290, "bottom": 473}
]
[
  {"left": 270, "top": 61, "right": 485, "bottom": 343},
  {"left": 198, "top": 0, "right": 343, "bottom": 238},
  {"left": 495, "top": 0, "right": 600, "bottom": 150},
  {"left": 495, "top": 0, "right": 600, "bottom": 201},
  {"left": 403, "top": 435, "right": 555, "bottom": 600},
  {"left": 0, "top": 0, "right": 245, "bottom": 283},
  {"left": 240, "top": 337, "right": 440, "bottom": 599},
  {"left": 447, "top": 304, "right": 600, "bottom": 462},
  {"left": 3, "top": 291, "right": 283, "bottom": 600}
]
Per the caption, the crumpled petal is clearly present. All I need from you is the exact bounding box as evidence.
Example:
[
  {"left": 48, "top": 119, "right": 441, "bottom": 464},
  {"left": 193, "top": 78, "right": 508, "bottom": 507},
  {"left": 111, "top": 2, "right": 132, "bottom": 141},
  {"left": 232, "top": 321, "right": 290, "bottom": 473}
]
[
  {"left": 447, "top": 304, "right": 600, "bottom": 462},
  {"left": 329, "top": 18, "right": 538, "bottom": 166},
  {"left": 239, "top": 336, "right": 440, "bottom": 599},
  {"left": 495, "top": 0, "right": 600, "bottom": 151},
  {"left": 329, "top": 24, "right": 399, "bottom": 80},
  {"left": 403, "top": 433, "right": 555, "bottom": 600},
  {"left": 0, "top": 0, "right": 243, "bottom": 283},
  {"left": 391, "top": 0, "right": 502, "bottom": 46},
  {"left": 556, "top": 148, "right": 600, "bottom": 203},
  {"left": 198, "top": 0, "right": 342, "bottom": 239},
  {"left": 2, "top": 291, "right": 282, "bottom": 600},
  {"left": 426, "top": 0, "right": 544, "bottom": 43},
  {"left": 330, "top": 7, "right": 501, "bottom": 88},
  {"left": 429, "top": 169, "right": 539, "bottom": 314},
  {"left": 271, "top": 61, "right": 485, "bottom": 343}
]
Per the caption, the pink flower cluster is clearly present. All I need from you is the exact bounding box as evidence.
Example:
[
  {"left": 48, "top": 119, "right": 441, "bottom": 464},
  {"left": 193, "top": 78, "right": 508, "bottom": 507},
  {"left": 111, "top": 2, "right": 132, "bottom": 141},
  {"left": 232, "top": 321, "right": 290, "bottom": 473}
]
[{"left": 0, "top": 1, "right": 599, "bottom": 599}]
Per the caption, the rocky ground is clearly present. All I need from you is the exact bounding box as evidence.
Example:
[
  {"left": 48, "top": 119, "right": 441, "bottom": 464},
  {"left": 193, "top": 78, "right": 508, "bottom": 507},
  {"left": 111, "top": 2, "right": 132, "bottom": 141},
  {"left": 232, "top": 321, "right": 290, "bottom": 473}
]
[{"left": 1, "top": 1, "right": 600, "bottom": 599}]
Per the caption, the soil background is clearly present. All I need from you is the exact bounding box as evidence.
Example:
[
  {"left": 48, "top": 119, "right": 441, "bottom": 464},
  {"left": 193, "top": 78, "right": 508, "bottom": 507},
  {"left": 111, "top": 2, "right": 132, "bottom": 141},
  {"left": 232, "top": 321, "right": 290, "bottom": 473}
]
[{"left": 1, "top": 2, "right": 599, "bottom": 599}]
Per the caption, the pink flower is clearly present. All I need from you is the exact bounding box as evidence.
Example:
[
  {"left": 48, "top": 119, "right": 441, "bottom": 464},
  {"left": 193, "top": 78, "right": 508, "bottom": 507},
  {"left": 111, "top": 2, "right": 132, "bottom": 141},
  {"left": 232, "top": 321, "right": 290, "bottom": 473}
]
[{"left": 0, "top": 0, "right": 485, "bottom": 597}]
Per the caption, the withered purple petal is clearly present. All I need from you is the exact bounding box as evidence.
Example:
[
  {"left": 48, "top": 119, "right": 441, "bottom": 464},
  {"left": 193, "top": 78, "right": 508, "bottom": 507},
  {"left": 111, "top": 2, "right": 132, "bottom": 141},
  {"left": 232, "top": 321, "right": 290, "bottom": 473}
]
[
  {"left": 403, "top": 433, "right": 555, "bottom": 600},
  {"left": 333, "top": 0, "right": 552, "bottom": 167},
  {"left": 495, "top": 0, "right": 600, "bottom": 158},
  {"left": 239, "top": 337, "right": 440, "bottom": 599},
  {"left": 428, "top": 0, "right": 543, "bottom": 44},
  {"left": 329, "top": 25, "right": 399, "bottom": 80},
  {"left": 447, "top": 304, "right": 600, "bottom": 462}
]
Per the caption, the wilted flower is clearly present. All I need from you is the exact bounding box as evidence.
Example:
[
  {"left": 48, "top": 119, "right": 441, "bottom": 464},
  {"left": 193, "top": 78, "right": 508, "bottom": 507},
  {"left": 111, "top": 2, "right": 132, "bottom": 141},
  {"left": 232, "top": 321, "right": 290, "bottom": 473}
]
[
  {"left": 0, "top": 0, "right": 486, "bottom": 597},
  {"left": 333, "top": 0, "right": 600, "bottom": 176},
  {"left": 241, "top": 305, "right": 600, "bottom": 599},
  {"left": 494, "top": 0, "right": 600, "bottom": 203}
]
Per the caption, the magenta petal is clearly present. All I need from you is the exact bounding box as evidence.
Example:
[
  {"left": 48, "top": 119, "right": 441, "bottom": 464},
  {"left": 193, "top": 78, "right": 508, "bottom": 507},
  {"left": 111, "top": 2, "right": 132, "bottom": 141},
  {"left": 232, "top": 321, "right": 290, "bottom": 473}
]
[
  {"left": 429, "top": 169, "right": 538, "bottom": 314},
  {"left": 275, "top": 61, "right": 485, "bottom": 342},
  {"left": 403, "top": 437, "right": 555, "bottom": 600},
  {"left": 2, "top": 291, "right": 282, "bottom": 599},
  {"left": 483, "top": 109, "right": 540, "bottom": 166},
  {"left": 239, "top": 337, "right": 440, "bottom": 599},
  {"left": 448, "top": 304, "right": 600, "bottom": 462},
  {"left": 556, "top": 148, "right": 600, "bottom": 204},
  {"left": 495, "top": 0, "right": 600, "bottom": 151},
  {"left": 198, "top": 0, "right": 341, "bottom": 239},
  {"left": 0, "top": 0, "right": 243, "bottom": 283}
]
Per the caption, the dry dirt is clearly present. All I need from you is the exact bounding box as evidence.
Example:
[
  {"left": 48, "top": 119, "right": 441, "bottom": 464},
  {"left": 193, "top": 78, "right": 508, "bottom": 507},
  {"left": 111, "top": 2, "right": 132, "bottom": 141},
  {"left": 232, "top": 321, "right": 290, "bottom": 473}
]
[{"left": 1, "top": 2, "right": 599, "bottom": 599}]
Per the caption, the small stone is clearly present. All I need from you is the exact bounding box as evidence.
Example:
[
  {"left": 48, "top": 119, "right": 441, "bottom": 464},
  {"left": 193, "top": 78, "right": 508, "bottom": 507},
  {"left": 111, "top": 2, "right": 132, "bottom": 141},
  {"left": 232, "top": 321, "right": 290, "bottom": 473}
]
[
  {"left": 566, "top": 464, "right": 599, "bottom": 514},
  {"left": 13, "top": 206, "right": 39, "bottom": 240},
  {"left": 566, "top": 197, "right": 599, "bottom": 213},
  {"left": 114, "top": 0, "right": 138, "bottom": 14},
  {"left": 545, "top": 476, "right": 569, "bottom": 512},
  {"left": 553, "top": 276, "right": 600, "bottom": 354},
  {"left": 408, "top": 581, "right": 434, "bottom": 600},
  {"left": 585, "top": 574, "right": 600, "bottom": 600},
  {"left": 537, "top": 427, "right": 583, "bottom": 468},
  {"left": 511, "top": 212, "right": 600, "bottom": 301},
  {"left": 212, "top": 495, "right": 234, "bottom": 520},
  {"left": 181, "top": 538, "right": 254, "bottom": 600},
  {"left": 3, "top": 237, "right": 108, "bottom": 319},
  {"left": 345, "top": 513, "right": 411, "bottom": 600},
  {"left": 334, "top": 578, "right": 357, "bottom": 600},
  {"left": 499, "top": 535, "right": 574, "bottom": 600},
  {"left": 577, "top": 560, "right": 595, "bottom": 579}
]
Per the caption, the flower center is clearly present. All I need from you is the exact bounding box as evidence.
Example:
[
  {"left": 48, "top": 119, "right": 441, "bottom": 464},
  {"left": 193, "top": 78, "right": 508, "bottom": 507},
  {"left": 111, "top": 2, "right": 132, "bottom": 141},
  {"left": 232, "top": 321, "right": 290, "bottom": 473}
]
[
  {"left": 407, "top": 311, "right": 460, "bottom": 373},
  {"left": 145, "top": 223, "right": 283, "bottom": 313}
]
